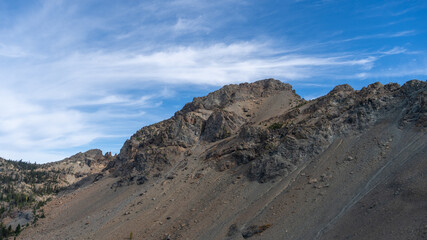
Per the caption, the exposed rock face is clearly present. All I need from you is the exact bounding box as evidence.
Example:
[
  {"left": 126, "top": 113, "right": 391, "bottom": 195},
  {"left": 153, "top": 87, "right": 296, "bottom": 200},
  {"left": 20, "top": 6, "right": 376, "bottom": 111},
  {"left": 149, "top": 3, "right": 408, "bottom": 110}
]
[
  {"left": 201, "top": 110, "right": 245, "bottom": 142},
  {"left": 44, "top": 149, "right": 114, "bottom": 186},
  {"left": 246, "top": 80, "right": 426, "bottom": 182},
  {"left": 109, "top": 79, "right": 426, "bottom": 184},
  {"left": 180, "top": 78, "right": 294, "bottom": 113},
  {"left": 107, "top": 79, "right": 302, "bottom": 184}
]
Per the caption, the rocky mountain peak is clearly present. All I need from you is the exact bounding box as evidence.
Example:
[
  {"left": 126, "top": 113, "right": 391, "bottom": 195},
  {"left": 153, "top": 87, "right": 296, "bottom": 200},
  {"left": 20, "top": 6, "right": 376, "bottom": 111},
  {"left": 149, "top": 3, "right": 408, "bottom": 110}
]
[
  {"left": 180, "top": 78, "right": 295, "bottom": 113},
  {"left": 329, "top": 84, "right": 354, "bottom": 94},
  {"left": 401, "top": 79, "right": 426, "bottom": 94},
  {"left": 109, "top": 79, "right": 426, "bottom": 186},
  {"left": 108, "top": 79, "right": 302, "bottom": 182}
]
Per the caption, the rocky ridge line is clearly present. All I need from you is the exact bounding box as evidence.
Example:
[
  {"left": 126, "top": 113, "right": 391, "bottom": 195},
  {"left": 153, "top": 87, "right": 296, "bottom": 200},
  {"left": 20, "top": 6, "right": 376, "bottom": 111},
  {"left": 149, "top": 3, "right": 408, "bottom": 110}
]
[{"left": 107, "top": 79, "right": 426, "bottom": 184}]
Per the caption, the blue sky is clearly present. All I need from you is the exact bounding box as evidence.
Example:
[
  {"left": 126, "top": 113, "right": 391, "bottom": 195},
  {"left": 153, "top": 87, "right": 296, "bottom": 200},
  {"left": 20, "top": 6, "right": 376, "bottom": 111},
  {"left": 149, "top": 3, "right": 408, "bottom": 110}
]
[{"left": 0, "top": 0, "right": 426, "bottom": 163}]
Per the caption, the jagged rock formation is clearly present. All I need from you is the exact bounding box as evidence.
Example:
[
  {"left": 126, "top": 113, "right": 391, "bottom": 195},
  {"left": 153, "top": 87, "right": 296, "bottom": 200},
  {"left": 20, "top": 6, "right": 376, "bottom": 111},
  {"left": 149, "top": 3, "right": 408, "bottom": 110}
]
[
  {"left": 107, "top": 79, "right": 303, "bottom": 184},
  {"left": 18, "top": 79, "right": 427, "bottom": 240},
  {"left": 44, "top": 149, "right": 113, "bottom": 186},
  {"left": 108, "top": 79, "right": 426, "bottom": 184}
]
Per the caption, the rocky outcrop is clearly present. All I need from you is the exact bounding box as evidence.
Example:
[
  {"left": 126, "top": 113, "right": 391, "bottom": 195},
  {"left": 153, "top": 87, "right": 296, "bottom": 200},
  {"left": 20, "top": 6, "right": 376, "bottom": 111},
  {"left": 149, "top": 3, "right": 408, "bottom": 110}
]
[
  {"left": 109, "top": 79, "right": 426, "bottom": 185},
  {"left": 107, "top": 79, "right": 301, "bottom": 184},
  {"left": 180, "top": 78, "right": 294, "bottom": 113},
  {"left": 201, "top": 110, "right": 245, "bottom": 142},
  {"left": 242, "top": 81, "right": 426, "bottom": 182},
  {"left": 44, "top": 149, "right": 114, "bottom": 185}
]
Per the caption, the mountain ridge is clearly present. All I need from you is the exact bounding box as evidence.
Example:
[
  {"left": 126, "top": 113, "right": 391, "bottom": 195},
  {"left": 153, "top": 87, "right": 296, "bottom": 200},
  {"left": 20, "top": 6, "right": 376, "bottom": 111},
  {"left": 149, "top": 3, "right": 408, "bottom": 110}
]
[
  {"left": 107, "top": 79, "right": 425, "bottom": 184},
  {"left": 3, "top": 78, "right": 426, "bottom": 240}
]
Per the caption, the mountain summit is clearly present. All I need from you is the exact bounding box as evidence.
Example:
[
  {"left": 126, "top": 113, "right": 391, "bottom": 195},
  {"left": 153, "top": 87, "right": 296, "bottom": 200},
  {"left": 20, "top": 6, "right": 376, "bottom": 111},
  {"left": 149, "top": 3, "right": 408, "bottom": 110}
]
[{"left": 13, "top": 79, "right": 427, "bottom": 240}]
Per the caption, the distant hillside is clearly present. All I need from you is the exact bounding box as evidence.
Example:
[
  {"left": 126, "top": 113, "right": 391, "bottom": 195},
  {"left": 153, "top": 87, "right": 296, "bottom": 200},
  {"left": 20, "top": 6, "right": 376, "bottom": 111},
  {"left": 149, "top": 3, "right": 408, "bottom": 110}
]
[{"left": 0, "top": 150, "right": 113, "bottom": 239}]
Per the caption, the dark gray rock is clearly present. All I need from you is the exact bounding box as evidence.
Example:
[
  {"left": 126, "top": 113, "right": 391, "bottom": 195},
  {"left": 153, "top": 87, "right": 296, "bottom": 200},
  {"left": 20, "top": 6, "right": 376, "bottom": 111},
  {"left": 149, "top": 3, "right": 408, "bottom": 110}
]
[{"left": 201, "top": 110, "right": 245, "bottom": 142}]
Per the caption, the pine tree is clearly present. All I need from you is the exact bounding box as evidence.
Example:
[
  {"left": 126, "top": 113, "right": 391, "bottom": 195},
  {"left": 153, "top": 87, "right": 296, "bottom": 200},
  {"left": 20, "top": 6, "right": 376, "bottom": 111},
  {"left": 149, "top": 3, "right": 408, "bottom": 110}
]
[{"left": 15, "top": 224, "right": 21, "bottom": 235}]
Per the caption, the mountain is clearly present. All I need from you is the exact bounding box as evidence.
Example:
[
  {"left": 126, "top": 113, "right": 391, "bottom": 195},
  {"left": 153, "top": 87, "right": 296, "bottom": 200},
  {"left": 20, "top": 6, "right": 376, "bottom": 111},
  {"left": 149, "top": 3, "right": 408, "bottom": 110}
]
[{"left": 9, "top": 79, "right": 427, "bottom": 239}]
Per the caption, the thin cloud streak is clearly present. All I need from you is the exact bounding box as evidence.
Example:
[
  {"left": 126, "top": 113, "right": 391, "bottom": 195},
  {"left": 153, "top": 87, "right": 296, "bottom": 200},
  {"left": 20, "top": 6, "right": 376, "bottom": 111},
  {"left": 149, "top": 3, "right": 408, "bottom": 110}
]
[
  {"left": 25, "top": 43, "right": 378, "bottom": 87},
  {"left": 328, "top": 30, "right": 416, "bottom": 44}
]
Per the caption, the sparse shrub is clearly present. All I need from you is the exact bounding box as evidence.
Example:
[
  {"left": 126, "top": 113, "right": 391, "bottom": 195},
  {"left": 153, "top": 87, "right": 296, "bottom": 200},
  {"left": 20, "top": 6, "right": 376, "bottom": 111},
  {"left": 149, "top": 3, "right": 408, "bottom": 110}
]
[
  {"left": 227, "top": 223, "right": 239, "bottom": 236},
  {"left": 242, "top": 223, "right": 272, "bottom": 238},
  {"left": 295, "top": 101, "right": 307, "bottom": 108},
  {"left": 268, "top": 122, "right": 283, "bottom": 130},
  {"left": 258, "top": 224, "right": 272, "bottom": 232},
  {"left": 15, "top": 224, "right": 20, "bottom": 235}
]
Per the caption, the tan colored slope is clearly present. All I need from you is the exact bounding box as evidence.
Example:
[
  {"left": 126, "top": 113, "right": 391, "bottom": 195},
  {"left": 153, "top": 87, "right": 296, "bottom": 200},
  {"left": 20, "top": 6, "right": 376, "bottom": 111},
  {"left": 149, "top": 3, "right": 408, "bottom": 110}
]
[{"left": 223, "top": 90, "right": 301, "bottom": 124}]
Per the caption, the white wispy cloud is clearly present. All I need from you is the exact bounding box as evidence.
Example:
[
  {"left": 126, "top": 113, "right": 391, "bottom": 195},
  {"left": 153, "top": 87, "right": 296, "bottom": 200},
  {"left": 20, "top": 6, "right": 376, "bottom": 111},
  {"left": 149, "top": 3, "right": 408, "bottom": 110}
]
[
  {"left": 0, "top": 43, "right": 28, "bottom": 58},
  {"left": 378, "top": 46, "right": 407, "bottom": 55},
  {"left": 359, "top": 0, "right": 427, "bottom": 18},
  {"left": 0, "top": 89, "right": 99, "bottom": 158},
  {"left": 355, "top": 63, "right": 427, "bottom": 79},
  {"left": 330, "top": 30, "right": 416, "bottom": 44},
  {"left": 32, "top": 43, "right": 377, "bottom": 85},
  {"left": 173, "top": 17, "right": 211, "bottom": 34}
]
